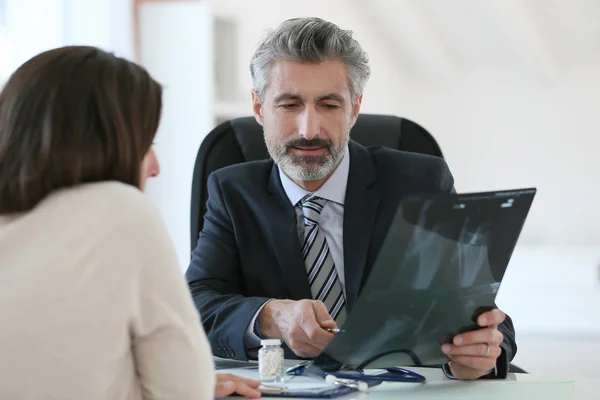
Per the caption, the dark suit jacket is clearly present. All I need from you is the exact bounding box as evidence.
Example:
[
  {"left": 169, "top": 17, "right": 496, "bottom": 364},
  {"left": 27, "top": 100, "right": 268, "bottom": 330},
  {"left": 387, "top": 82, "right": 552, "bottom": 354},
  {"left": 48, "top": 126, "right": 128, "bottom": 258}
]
[{"left": 186, "top": 140, "right": 517, "bottom": 376}]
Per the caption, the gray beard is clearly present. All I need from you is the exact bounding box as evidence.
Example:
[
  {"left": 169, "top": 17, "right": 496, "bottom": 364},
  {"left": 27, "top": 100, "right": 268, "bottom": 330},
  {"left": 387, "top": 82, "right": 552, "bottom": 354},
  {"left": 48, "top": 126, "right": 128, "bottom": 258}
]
[{"left": 269, "top": 141, "right": 347, "bottom": 181}]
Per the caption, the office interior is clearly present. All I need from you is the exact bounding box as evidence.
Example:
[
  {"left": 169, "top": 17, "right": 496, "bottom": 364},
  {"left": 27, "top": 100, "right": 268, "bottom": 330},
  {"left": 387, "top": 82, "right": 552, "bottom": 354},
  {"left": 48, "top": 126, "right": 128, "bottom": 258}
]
[{"left": 1, "top": 0, "right": 599, "bottom": 381}]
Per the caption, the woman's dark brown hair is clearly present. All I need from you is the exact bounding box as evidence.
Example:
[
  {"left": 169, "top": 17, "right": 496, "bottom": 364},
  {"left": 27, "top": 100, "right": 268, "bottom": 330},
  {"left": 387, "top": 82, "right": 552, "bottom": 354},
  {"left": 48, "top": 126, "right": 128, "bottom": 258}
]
[{"left": 0, "top": 45, "right": 162, "bottom": 214}]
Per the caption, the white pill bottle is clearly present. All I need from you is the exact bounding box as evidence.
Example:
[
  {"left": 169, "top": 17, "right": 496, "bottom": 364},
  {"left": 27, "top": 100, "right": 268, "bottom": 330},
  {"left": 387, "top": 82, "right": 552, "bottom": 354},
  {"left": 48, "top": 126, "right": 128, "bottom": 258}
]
[{"left": 258, "top": 339, "right": 284, "bottom": 382}]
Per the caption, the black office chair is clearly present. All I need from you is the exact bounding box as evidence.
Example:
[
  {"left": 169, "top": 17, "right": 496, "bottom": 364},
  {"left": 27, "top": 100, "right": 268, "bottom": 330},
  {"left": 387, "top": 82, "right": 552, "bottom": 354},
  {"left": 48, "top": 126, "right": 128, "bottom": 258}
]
[
  {"left": 189, "top": 113, "right": 527, "bottom": 375},
  {"left": 190, "top": 113, "right": 442, "bottom": 248}
]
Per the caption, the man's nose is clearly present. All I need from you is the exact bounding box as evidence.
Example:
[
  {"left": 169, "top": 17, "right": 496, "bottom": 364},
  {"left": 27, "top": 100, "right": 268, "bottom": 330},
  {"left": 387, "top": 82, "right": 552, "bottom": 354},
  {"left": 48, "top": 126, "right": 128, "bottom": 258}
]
[{"left": 298, "top": 109, "right": 320, "bottom": 140}]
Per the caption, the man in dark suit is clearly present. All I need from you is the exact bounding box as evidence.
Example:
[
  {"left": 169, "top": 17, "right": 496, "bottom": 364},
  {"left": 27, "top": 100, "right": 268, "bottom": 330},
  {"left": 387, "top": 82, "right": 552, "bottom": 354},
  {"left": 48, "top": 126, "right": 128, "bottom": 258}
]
[{"left": 186, "top": 17, "right": 516, "bottom": 380}]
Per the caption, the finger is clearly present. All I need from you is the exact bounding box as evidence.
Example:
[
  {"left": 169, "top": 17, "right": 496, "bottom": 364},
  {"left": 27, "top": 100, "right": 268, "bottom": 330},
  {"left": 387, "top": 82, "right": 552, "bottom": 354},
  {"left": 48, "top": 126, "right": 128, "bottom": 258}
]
[
  {"left": 301, "top": 322, "right": 335, "bottom": 347},
  {"left": 477, "top": 309, "right": 505, "bottom": 327},
  {"left": 288, "top": 338, "right": 325, "bottom": 358},
  {"left": 214, "top": 381, "right": 236, "bottom": 398},
  {"left": 319, "top": 319, "right": 337, "bottom": 330},
  {"left": 288, "top": 320, "right": 333, "bottom": 349},
  {"left": 442, "top": 343, "right": 502, "bottom": 358},
  {"left": 311, "top": 301, "right": 335, "bottom": 328},
  {"left": 448, "top": 355, "right": 496, "bottom": 373},
  {"left": 230, "top": 382, "right": 262, "bottom": 399},
  {"left": 217, "top": 374, "right": 261, "bottom": 388},
  {"left": 448, "top": 361, "right": 490, "bottom": 380},
  {"left": 453, "top": 327, "right": 503, "bottom": 346},
  {"left": 295, "top": 304, "right": 334, "bottom": 347}
]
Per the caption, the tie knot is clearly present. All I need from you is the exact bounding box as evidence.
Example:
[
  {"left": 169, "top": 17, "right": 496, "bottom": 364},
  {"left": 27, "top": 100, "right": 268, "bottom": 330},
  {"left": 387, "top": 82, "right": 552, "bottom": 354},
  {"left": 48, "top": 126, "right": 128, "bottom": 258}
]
[{"left": 300, "top": 196, "right": 327, "bottom": 225}]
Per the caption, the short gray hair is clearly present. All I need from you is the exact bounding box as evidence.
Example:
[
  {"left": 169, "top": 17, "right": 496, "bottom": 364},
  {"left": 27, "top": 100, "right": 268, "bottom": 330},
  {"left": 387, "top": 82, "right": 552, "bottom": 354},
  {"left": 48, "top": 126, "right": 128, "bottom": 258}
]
[{"left": 250, "top": 17, "right": 370, "bottom": 102}]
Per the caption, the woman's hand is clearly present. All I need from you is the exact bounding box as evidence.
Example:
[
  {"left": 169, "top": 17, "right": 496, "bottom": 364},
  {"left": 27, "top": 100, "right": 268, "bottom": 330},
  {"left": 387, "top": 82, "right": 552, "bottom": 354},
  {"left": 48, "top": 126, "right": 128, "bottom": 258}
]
[{"left": 215, "top": 373, "right": 262, "bottom": 398}]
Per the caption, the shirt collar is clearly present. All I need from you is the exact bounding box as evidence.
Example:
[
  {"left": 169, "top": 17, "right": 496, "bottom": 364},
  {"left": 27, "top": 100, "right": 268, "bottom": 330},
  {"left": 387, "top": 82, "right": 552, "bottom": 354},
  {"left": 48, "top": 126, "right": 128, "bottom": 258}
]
[{"left": 278, "top": 146, "right": 350, "bottom": 207}]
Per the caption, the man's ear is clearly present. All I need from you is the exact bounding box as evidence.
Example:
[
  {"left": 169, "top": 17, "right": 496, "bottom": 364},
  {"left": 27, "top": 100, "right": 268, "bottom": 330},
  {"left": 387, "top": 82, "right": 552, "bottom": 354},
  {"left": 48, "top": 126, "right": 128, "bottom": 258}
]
[
  {"left": 350, "top": 94, "right": 363, "bottom": 128},
  {"left": 251, "top": 90, "right": 263, "bottom": 126},
  {"left": 353, "top": 94, "right": 363, "bottom": 120}
]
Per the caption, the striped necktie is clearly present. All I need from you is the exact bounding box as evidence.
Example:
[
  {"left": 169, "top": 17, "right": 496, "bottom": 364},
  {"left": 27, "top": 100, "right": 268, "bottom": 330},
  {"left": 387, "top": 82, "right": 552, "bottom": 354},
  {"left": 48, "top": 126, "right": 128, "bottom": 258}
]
[{"left": 300, "top": 196, "right": 347, "bottom": 325}]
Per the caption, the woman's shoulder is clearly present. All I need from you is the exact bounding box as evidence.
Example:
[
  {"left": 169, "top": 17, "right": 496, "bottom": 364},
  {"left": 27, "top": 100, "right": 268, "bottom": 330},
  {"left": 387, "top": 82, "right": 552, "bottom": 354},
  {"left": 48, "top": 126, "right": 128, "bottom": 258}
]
[
  {"left": 38, "top": 181, "right": 164, "bottom": 230},
  {"left": 68, "top": 181, "right": 155, "bottom": 210}
]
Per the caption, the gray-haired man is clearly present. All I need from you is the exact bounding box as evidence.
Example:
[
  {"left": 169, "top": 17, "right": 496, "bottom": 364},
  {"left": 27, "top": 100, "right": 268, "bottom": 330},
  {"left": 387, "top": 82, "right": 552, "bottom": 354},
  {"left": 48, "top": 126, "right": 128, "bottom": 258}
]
[{"left": 186, "top": 17, "right": 515, "bottom": 380}]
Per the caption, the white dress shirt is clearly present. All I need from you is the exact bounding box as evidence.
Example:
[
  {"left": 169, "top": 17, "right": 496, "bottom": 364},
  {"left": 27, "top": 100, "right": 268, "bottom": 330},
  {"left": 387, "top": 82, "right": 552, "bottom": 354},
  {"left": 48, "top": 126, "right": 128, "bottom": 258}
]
[{"left": 244, "top": 148, "right": 350, "bottom": 348}]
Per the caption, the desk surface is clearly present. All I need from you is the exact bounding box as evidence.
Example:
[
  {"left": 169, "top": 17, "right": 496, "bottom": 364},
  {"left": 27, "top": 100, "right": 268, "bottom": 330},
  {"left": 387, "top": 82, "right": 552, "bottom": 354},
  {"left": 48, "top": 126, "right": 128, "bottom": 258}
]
[{"left": 219, "top": 366, "right": 599, "bottom": 400}]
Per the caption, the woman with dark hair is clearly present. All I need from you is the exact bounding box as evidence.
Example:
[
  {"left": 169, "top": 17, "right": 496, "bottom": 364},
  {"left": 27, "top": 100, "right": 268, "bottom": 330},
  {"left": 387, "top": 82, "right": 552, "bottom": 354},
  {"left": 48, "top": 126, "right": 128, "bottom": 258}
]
[{"left": 0, "top": 46, "right": 260, "bottom": 399}]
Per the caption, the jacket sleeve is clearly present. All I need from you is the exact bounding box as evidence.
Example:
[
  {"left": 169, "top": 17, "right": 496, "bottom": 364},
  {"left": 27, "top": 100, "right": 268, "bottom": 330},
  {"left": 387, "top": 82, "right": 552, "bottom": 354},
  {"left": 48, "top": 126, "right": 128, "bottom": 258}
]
[{"left": 185, "top": 172, "right": 270, "bottom": 361}]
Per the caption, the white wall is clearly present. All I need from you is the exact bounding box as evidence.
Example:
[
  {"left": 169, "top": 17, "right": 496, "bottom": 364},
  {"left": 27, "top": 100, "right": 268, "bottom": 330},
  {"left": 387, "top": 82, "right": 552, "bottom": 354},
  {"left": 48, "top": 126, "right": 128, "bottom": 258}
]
[
  {"left": 61, "top": 0, "right": 135, "bottom": 60},
  {"left": 138, "top": 2, "right": 214, "bottom": 271},
  {"left": 2, "top": 0, "right": 134, "bottom": 71},
  {"left": 3, "top": 0, "right": 64, "bottom": 76},
  {"left": 399, "top": 68, "right": 600, "bottom": 247}
]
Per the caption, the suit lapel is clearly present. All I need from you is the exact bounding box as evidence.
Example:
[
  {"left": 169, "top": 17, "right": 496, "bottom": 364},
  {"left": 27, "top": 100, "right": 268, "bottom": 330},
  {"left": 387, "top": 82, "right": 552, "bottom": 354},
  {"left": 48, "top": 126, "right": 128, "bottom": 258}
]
[
  {"left": 343, "top": 141, "right": 381, "bottom": 310},
  {"left": 260, "top": 164, "right": 312, "bottom": 299}
]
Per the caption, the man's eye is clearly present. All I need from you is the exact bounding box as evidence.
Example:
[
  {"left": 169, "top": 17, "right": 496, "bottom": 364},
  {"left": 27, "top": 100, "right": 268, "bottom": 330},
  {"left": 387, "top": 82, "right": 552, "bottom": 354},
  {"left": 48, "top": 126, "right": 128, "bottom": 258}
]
[
  {"left": 280, "top": 104, "right": 298, "bottom": 110},
  {"left": 323, "top": 104, "right": 339, "bottom": 110}
]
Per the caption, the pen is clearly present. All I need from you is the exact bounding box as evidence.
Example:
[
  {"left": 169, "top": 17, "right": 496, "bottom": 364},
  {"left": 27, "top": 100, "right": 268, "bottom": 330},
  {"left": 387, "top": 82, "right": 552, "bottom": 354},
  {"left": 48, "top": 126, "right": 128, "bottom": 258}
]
[
  {"left": 326, "top": 328, "right": 345, "bottom": 333},
  {"left": 285, "top": 360, "right": 311, "bottom": 375}
]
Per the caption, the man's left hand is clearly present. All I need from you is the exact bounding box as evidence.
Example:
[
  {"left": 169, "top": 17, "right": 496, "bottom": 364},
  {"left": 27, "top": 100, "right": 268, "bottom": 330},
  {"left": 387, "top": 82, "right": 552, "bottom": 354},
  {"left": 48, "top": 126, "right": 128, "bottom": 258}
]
[{"left": 441, "top": 308, "right": 506, "bottom": 380}]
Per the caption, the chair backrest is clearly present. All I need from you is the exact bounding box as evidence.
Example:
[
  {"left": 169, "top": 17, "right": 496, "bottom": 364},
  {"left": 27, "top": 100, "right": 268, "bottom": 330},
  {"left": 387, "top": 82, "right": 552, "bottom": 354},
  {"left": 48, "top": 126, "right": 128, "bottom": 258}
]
[{"left": 190, "top": 113, "right": 443, "bottom": 250}]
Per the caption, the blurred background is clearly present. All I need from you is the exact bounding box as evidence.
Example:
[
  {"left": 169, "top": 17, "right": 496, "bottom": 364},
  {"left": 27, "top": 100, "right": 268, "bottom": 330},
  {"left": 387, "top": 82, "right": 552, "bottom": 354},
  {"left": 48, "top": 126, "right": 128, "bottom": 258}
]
[{"left": 1, "top": 0, "right": 599, "bottom": 378}]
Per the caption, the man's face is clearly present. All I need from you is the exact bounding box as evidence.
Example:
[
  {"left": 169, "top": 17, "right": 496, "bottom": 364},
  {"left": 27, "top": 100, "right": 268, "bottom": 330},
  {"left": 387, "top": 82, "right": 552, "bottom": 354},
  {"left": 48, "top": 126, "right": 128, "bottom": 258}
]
[{"left": 253, "top": 60, "right": 362, "bottom": 182}]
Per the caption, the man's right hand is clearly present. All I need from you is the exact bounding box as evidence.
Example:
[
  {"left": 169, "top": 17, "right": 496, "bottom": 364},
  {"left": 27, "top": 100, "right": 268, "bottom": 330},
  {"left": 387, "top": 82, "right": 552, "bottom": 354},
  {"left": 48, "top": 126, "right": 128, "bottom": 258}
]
[{"left": 257, "top": 299, "right": 337, "bottom": 358}]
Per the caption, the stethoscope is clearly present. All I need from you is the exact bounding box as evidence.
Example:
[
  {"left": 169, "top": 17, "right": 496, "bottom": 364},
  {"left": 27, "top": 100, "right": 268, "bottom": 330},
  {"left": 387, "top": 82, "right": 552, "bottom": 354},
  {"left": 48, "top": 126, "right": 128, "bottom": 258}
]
[
  {"left": 286, "top": 361, "right": 426, "bottom": 390},
  {"left": 327, "top": 366, "right": 426, "bottom": 383}
]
